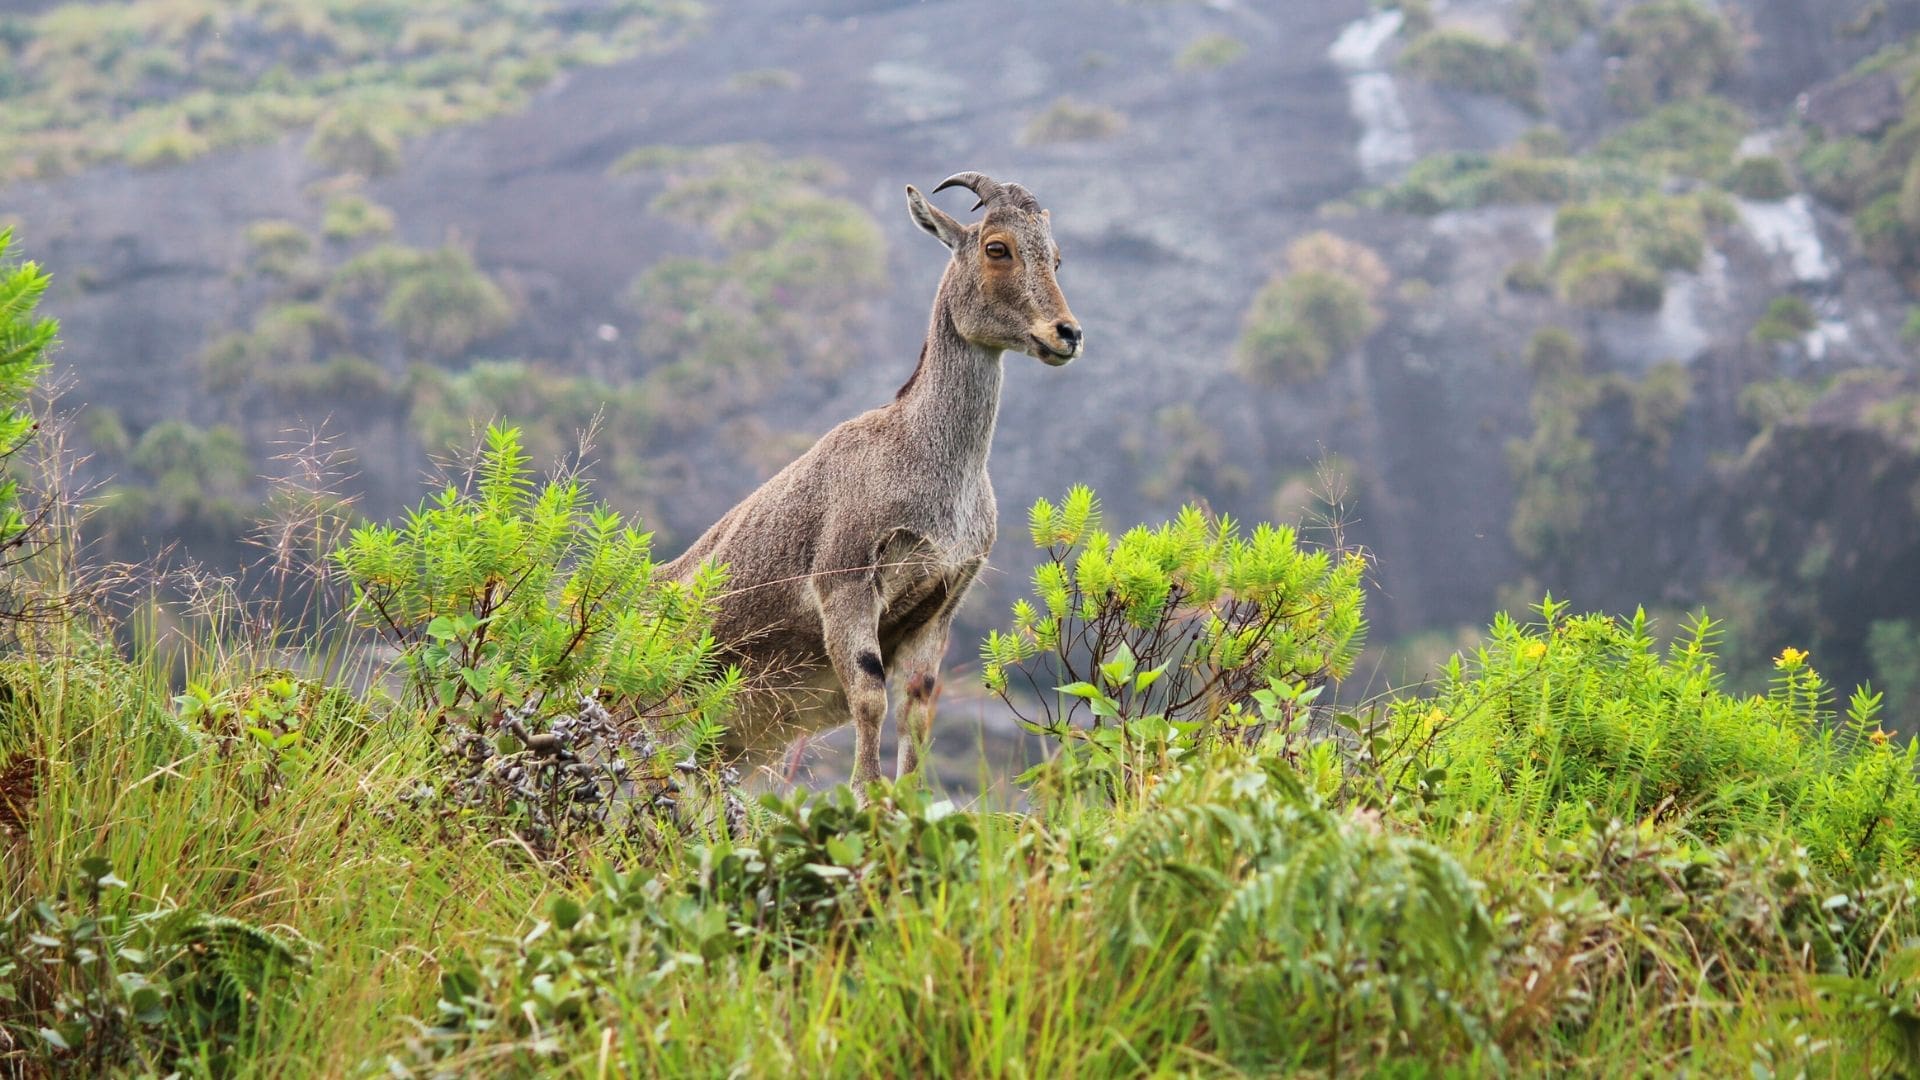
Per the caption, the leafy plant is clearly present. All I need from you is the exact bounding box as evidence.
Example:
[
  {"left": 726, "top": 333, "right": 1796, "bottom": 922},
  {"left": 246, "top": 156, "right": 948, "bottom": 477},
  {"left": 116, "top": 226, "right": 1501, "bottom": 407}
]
[
  {"left": 320, "top": 192, "right": 395, "bottom": 241},
  {"left": 1753, "top": 294, "right": 1817, "bottom": 344},
  {"left": 1602, "top": 0, "right": 1740, "bottom": 114},
  {"left": 983, "top": 487, "right": 1366, "bottom": 802},
  {"left": 1376, "top": 601, "right": 1920, "bottom": 876},
  {"left": 1727, "top": 155, "right": 1794, "bottom": 199},
  {"left": 417, "top": 782, "right": 989, "bottom": 1067},
  {"left": 333, "top": 425, "right": 736, "bottom": 853},
  {"left": 1237, "top": 232, "right": 1388, "bottom": 384},
  {"left": 1175, "top": 33, "right": 1247, "bottom": 72},
  {"left": 0, "top": 228, "right": 53, "bottom": 562},
  {"left": 615, "top": 145, "right": 886, "bottom": 424},
  {"left": 1592, "top": 95, "right": 1746, "bottom": 180},
  {"left": 1548, "top": 191, "right": 1728, "bottom": 308},
  {"left": 336, "top": 424, "right": 731, "bottom": 730},
  {"left": 373, "top": 244, "right": 514, "bottom": 358},
  {"left": 1022, "top": 97, "right": 1128, "bottom": 144},
  {"left": 173, "top": 672, "right": 364, "bottom": 808},
  {"left": 1400, "top": 30, "right": 1542, "bottom": 113},
  {"left": 1, "top": 857, "right": 311, "bottom": 1074},
  {"left": 1519, "top": 0, "right": 1596, "bottom": 50},
  {"left": 1098, "top": 755, "right": 1498, "bottom": 1071}
]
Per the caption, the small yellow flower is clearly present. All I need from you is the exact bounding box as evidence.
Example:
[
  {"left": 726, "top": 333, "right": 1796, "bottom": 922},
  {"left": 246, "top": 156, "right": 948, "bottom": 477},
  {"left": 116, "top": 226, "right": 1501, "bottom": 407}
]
[
  {"left": 1870, "top": 728, "right": 1891, "bottom": 745},
  {"left": 1523, "top": 641, "right": 1548, "bottom": 661},
  {"left": 1774, "top": 646, "right": 1807, "bottom": 670},
  {"left": 1426, "top": 708, "right": 1448, "bottom": 727}
]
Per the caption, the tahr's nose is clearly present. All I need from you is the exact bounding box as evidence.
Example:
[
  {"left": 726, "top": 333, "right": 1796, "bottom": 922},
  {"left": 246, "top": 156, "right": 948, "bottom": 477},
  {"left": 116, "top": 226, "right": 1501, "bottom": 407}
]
[{"left": 1056, "top": 321, "right": 1082, "bottom": 350}]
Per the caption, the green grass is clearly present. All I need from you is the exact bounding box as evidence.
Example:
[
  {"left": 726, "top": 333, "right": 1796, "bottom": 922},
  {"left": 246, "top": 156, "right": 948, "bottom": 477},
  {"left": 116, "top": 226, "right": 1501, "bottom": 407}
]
[{"left": 8, "top": 457, "right": 1920, "bottom": 1074}]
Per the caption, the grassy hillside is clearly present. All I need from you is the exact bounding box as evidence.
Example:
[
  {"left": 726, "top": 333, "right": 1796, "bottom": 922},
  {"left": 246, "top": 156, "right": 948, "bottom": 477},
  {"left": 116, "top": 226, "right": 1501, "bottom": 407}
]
[
  {"left": 4, "top": 416, "right": 1920, "bottom": 1074},
  {"left": 0, "top": 0, "right": 702, "bottom": 179}
]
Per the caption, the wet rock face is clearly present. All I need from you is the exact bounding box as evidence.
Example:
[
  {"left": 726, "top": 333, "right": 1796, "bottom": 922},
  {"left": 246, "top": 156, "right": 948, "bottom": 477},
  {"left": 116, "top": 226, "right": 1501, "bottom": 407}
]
[
  {"left": 1733, "top": 0, "right": 1920, "bottom": 111},
  {"left": 1799, "top": 71, "right": 1907, "bottom": 138}
]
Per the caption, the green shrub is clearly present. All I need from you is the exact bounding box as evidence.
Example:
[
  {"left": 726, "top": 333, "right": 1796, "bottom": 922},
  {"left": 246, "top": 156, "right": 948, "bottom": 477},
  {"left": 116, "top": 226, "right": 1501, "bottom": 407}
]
[
  {"left": 1101, "top": 757, "right": 1497, "bottom": 1069},
  {"left": 371, "top": 246, "right": 514, "bottom": 357},
  {"left": 1738, "top": 376, "right": 1822, "bottom": 427},
  {"left": 1175, "top": 32, "right": 1247, "bottom": 72},
  {"left": 334, "top": 424, "right": 731, "bottom": 736},
  {"left": 204, "top": 303, "right": 349, "bottom": 392},
  {"left": 1603, "top": 0, "right": 1740, "bottom": 114},
  {"left": 305, "top": 108, "right": 404, "bottom": 177},
  {"left": 1486, "top": 154, "right": 1577, "bottom": 201},
  {"left": 1236, "top": 232, "right": 1387, "bottom": 384},
  {"left": 982, "top": 487, "right": 1366, "bottom": 802},
  {"left": 1022, "top": 97, "right": 1127, "bottom": 144},
  {"left": 1753, "top": 294, "right": 1817, "bottom": 343},
  {"left": 1237, "top": 270, "right": 1377, "bottom": 383},
  {"left": 618, "top": 146, "right": 886, "bottom": 420},
  {"left": 1519, "top": 0, "right": 1597, "bottom": 50},
  {"left": 124, "top": 126, "right": 212, "bottom": 169},
  {"left": 1505, "top": 259, "right": 1552, "bottom": 294},
  {"left": 1524, "top": 326, "right": 1585, "bottom": 381},
  {"left": 1632, "top": 360, "right": 1693, "bottom": 451},
  {"left": 1857, "top": 191, "right": 1920, "bottom": 273},
  {"left": 94, "top": 420, "right": 256, "bottom": 554},
  {"left": 1, "top": 1, "right": 702, "bottom": 180},
  {"left": 1380, "top": 602, "right": 1920, "bottom": 876},
  {"left": 1592, "top": 95, "right": 1746, "bottom": 179},
  {"left": 1548, "top": 193, "right": 1721, "bottom": 308},
  {"left": 1900, "top": 152, "right": 1920, "bottom": 231},
  {"left": 1726, "top": 155, "right": 1794, "bottom": 199},
  {"left": 320, "top": 193, "right": 395, "bottom": 241},
  {"left": 1, "top": 857, "right": 311, "bottom": 1073},
  {"left": 407, "top": 359, "right": 656, "bottom": 513},
  {"left": 1798, "top": 135, "right": 1880, "bottom": 208},
  {"left": 0, "top": 228, "right": 55, "bottom": 555},
  {"left": 243, "top": 219, "right": 317, "bottom": 281},
  {"left": 1400, "top": 29, "right": 1542, "bottom": 113},
  {"left": 81, "top": 406, "right": 131, "bottom": 459},
  {"left": 1375, "top": 148, "right": 1581, "bottom": 212},
  {"left": 129, "top": 421, "right": 251, "bottom": 500},
  {"left": 1395, "top": 0, "right": 1436, "bottom": 37},
  {"left": 1506, "top": 388, "right": 1598, "bottom": 563},
  {"left": 1558, "top": 251, "right": 1665, "bottom": 309},
  {"left": 424, "top": 781, "right": 990, "bottom": 1063},
  {"left": 264, "top": 354, "right": 393, "bottom": 403},
  {"left": 1129, "top": 402, "right": 1252, "bottom": 504}
]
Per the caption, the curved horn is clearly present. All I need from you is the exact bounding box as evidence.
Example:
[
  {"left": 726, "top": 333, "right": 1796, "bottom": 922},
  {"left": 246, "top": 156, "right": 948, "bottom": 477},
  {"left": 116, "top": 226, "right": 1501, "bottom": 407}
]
[{"left": 932, "top": 171, "right": 1005, "bottom": 212}]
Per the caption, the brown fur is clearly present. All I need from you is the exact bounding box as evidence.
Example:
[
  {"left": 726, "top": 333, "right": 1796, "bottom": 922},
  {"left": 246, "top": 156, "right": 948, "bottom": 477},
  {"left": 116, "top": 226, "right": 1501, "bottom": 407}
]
[{"left": 663, "top": 173, "right": 1082, "bottom": 787}]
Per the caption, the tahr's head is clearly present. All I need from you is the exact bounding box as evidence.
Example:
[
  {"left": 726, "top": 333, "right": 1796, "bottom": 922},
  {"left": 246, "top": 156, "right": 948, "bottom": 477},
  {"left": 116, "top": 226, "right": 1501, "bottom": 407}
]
[{"left": 906, "top": 171, "right": 1082, "bottom": 365}]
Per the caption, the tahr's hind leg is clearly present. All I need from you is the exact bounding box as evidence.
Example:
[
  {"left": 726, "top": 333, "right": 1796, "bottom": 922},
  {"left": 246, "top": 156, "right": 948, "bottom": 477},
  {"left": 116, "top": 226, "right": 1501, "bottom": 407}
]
[{"left": 892, "top": 630, "right": 947, "bottom": 779}]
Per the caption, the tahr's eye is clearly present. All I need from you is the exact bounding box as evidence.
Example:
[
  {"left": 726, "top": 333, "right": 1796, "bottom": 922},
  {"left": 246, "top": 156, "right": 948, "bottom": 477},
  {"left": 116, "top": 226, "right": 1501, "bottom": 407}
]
[{"left": 984, "top": 241, "right": 1010, "bottom": 260}]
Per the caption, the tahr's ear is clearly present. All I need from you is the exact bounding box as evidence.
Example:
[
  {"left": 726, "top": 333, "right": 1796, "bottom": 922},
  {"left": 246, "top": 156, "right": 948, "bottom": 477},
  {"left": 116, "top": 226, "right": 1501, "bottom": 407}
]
[{"left": 906, "top": 184, "right": 964, "bottom": 250}]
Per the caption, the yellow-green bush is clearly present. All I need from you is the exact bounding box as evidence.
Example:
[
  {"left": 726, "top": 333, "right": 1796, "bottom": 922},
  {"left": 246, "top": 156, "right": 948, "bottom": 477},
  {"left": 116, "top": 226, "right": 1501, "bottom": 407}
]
[
  {"left": 1602, "top": 0, "right": 1740, "bottom": 114},
  {"left": 1236, "top": 232, "right": 1387, "bottom": 384},
  {"left": 1022, "top": 97, "right": 1128, "bottom": 144},
  {"left": 1400, "top": 29, "right": 1542, "bottom": 113},
  {"left": 1175, "top": 33, "right": 1247, "bottom": 72}
]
